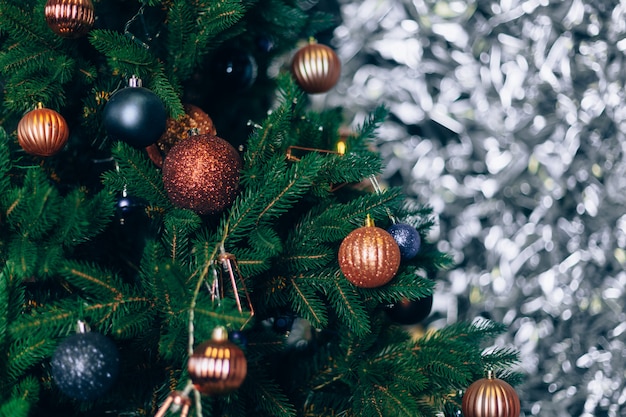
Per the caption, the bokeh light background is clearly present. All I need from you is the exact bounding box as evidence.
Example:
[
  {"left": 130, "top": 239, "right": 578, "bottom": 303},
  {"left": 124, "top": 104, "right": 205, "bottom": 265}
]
[{"left": 322, "top": 0, "right": 626, "bottom": 415}]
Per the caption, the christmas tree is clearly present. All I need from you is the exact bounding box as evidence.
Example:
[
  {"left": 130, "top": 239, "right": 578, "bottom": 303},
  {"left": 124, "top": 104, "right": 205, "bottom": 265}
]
[{"left": 0, "top": 0, "right": 521, "bottom": 416}]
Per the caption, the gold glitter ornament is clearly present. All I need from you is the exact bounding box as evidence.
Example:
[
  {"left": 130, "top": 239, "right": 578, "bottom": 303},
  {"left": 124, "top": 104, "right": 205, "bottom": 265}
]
[
  {"left": 338, "top": 215, "right": 401, "bottom": 288},
  {"left": 162, "top": 133, "right": 242, "bottom": 215},
  {"left": 45, "top": 0, "right": 95, "bottom": 38},
  {"left": 462, "top": 371, "right": 521, "bottom": 417},
  {"left": 187, "top": 327, "right": 247, "bottom": 395},
  {"left": 291, "top": 40, "right": 341, "bottom": 94},
  {"left": 146, "top": 104, "right": 217, "bottom": 168},
  {"left": 17, "top": 104, "right": 69, "bottom": 157}
]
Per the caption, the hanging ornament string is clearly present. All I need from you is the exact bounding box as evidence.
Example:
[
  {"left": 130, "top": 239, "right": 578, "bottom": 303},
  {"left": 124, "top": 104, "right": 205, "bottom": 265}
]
[
  {"left": 123, "top": 4, "right": 161, "bottom": 49},
  {"left": 217, "top": 245, "right": 254, "bottom": 327}
]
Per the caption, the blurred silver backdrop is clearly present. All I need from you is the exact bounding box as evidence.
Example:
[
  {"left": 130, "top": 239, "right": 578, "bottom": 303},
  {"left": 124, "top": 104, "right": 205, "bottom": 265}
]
[{"left": 321, "top": 0, "right": 626, "bottom": 415}]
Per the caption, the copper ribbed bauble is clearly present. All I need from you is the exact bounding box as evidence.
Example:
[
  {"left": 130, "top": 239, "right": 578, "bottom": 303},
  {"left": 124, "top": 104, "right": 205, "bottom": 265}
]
[
  {"left": 146, "top": 104, "right": 217, "bottom": 168},
  {"left": 188, "top": 327, "right": 247, "bottom": 395},
  {"left": 462, "top": 371, "right": 521, "bottom": 417},
  {"left": 45, "top": 0, "right": 95, "bottom": 38},
  {"left": 17, "top": 106, "right": 69, "bottom": 157},
  {"left": 162, "top": 133, "right": 242, "bottom": 215},
  {"left": 338, "top": 218, "right": 401, "bottom": 288},
  {"left": 291, "top": 41, "right": 341, "bottom": 94}
]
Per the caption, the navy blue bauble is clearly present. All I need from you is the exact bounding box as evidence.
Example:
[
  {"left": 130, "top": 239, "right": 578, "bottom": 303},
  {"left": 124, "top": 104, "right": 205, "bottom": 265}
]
[
  {"left": 51, "top": 332, "right": 120, "bottom": 401},
  {"left": 387, "top": 223, "right": 421, "bottom": 259},
  {"left": 211, "top": 48, "right": 258, "bottom": 92},
  {"left": 103, "top": 85, "right": 167, "bottom": 148},
  {"left": 385, "top": 295, "right": 433, "bottom": 325}
]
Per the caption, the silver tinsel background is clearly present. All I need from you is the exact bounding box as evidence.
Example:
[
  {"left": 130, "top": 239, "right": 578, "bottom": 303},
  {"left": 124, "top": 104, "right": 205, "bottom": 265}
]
[{"left": 321, "top": 0, "right": 626, "bottom": 415}]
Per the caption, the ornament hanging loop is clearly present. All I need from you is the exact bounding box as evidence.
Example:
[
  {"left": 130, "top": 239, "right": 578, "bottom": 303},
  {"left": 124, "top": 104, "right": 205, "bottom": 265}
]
[
  {"left": 215, "top": 246, "right": 254, "bottom": 328},
  {"left": 153, "top": 391, "right": 191, "bottom": 417}
]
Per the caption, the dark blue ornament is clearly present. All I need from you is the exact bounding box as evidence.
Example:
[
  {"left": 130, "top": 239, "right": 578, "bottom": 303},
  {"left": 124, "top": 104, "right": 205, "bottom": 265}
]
[
  {"left": 256, "top": 35, "right": 274, "bottom": 53},
  {"left": 211, "top": 48, "right": 258, "bottom": 92},
  {"left": 229, "top": 330, "right": 248, "bottom": 348},
  {"left": 51, "top": 332, "right": 120, "bottom": 401},
  {"left": 387, "top": 223, "right": 421, "bottom": 259},
  {"left": 272, "top": 313, "right": 295, "bottom": 333},
  {"left": 385, "top": 295, "right": 433, "bottom": 325},
  {"left": 103, "top": 84, "right": 167, "bottom": 148}
]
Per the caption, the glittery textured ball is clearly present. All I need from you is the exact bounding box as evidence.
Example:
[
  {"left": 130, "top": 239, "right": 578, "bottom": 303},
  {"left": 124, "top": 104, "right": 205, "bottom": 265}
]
[
  {"left": 17, "top": 106, "right": 69, "bottom": 156},
  {"left": 102, "top": 85, "right": 167, "bottom": 148},
  {"left": 291, "top": 42, "right": 341, "bottom": 94},
  {"left": 385, "top": 295, "right": 433, "bottom": 325},
  {"left": 162, "top": 134, "right": 242, "bottom": 214},
  {"left": 387, "top": 223, "right": 422, "bottom": 260},
  {"left": 188, "top": 327, "right": 247, "bottom": 395},
  {"left": 338, "top": 225, "right": 401, "bottom": 288},
  {"left": 45, "top": 0, "right": 95, "bottom": 38},
  {"left": 146, "top": 104, "right": 217, "bottom": 167},
  {"left": 462, "top": 372, "right": 521, "bottom": 417},
  {"left": 51, "top": 332, "right": 120, "bottom": 401}
]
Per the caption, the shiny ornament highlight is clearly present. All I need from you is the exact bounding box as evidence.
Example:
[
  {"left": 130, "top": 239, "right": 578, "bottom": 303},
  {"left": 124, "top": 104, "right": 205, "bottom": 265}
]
[
  {"left": 45, "top": 0, "right": 95, "bottom": 38},
  {"left": 162, "top": 133, "right": 242, "bottom": 215},
  {"left": 291, "top": 41, "right": 341, "bottom": 94},
  {"left": 462, "top": 371, "right": 520, "bottom": 417},
  {"left": 188, "top": 327, "right": 247, "bottom": 395},
  {"left": 338, "top": 217, "right": 401, "bottom": 288},
  {"left": 17, "top": 105, "right": 69, "bottom": 156}
]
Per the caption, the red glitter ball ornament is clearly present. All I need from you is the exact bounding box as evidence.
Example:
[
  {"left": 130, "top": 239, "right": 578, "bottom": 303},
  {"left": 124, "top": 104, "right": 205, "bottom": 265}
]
[{"left": 162, "top": 133, "right": 242, "bottom": 215}]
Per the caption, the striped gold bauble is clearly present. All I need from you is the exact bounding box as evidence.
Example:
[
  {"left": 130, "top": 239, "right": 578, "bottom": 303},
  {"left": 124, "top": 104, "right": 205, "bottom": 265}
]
[
  {"left": 17, "top": 104, "right": 69, "bottom": 157},
  {"left": 290, "top": 40, "right": 341, "bottom": 94},
  {"left": 462, "top": 371, "right": 521, "bottom": 417},
  {"left": 45, "top": 0, "right": 95, "bottom": 38},
  {"left": 187, "top": 327, "right": 247, "bottom": 395}
]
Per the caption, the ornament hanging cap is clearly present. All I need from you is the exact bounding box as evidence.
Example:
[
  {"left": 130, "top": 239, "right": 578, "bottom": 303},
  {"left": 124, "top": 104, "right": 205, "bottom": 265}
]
[
  {"left": 364, "top": 214, "right": 375, "bottom": 227},
  {"left": 128, "top": 75, "right": 142, "bottom": 87},
  {"left": 211, "top": 326, "right": 228, "bottom": 342}
]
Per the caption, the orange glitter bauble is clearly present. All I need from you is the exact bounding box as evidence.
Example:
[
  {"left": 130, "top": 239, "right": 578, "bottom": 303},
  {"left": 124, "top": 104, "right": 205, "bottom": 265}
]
[
  {"left": 462, "top": 371, "right": 521, "bottom": 417},
  {"left": 146, "top": 104, "right": 217, "bottom": 168},
  {"left": 45, "top": 0, "right": 95, "bottom": 38},
  {"left": 162, "top": 133, "right": 241, "bottom": 215},
  {"left": 338, "top": 218, "right": 401, "bottom": 288},
  {"left": 187, "top": 327, "right": 247, "bottom": 395},
  {"left": 17, "top": 106, "right": 69, "bottom": 157},
  {"left": 291, "top": 41, "right": 341, "bottom": 94}
]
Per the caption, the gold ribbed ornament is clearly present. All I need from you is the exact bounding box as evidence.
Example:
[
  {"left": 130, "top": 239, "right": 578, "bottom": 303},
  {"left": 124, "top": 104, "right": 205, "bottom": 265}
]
[
  {"left": 45, "top": 0, "right": 95, "bottom": 38},
  {"left": 291, "top": 41, "right": 341, "bottom": 94},
  {"left": 187, "top": 327, "right": 247, "bottom": 395},
  {"left": 462, "top": 371, "right": 521, "bottom": 417},
  {"left": 338, "top": 216, "right": 401, "bottom": 288},
  {"left": 17, "top": 105, "right": 69, "bottom": 157}
]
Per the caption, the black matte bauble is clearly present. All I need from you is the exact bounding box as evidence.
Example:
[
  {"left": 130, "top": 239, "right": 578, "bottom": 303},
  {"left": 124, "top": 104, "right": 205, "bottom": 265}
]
[
  {"left": 385, "top": 295, "right": 433, "bottom": 325},
  {"left": 103, "top": 86, "right": 167, "bottom": 148},
  {"left": 51, "top": 332, "right": 120, "bottom": 401}
]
